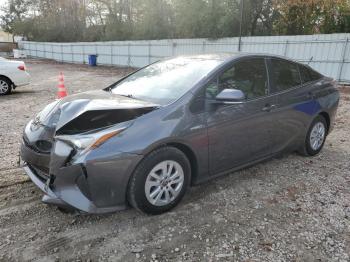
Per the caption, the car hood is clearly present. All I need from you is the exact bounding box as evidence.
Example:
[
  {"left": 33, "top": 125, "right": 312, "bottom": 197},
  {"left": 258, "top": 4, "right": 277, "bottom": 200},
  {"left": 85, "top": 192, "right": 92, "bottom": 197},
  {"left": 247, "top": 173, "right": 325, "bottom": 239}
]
[{"left": 39, "top": 90, "right": 159, "bottom": 133}]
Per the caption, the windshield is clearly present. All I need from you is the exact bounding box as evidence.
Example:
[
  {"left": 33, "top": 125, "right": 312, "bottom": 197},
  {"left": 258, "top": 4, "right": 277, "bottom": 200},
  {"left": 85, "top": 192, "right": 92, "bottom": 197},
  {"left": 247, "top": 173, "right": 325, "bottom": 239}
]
[{"left": 111, "top": 57, "right": 222, "bottom": 105}]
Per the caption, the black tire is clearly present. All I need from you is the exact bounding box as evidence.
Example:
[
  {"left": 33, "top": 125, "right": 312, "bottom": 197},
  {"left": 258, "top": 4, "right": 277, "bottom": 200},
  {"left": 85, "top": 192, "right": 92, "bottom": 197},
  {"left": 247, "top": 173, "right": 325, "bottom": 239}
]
[
  {"left": 299, "top": 115, "right": 328, "bottom": 156},
  {"left": 0, "top": 76, "right": 12, "bottom": 95},
  {"left": 127, "top": 146, "right": 191, "bottom": 215},
  {"left": 57, "top": 206, "right": 76, "bottom": 214}
]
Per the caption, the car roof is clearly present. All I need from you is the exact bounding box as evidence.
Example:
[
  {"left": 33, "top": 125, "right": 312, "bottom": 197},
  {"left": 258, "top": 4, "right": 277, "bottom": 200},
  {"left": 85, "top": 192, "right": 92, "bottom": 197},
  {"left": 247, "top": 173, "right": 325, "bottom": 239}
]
[{"left": 175, "top": 52, "right": 298, "bottom": 64}]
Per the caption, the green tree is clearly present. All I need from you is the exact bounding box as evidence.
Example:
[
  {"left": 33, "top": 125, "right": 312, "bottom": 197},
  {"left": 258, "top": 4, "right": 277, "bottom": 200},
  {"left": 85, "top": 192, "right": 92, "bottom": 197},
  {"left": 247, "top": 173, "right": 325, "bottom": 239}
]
[
  {"left": 0, "top": 0, "right": 31, "bottom": 40},
  {"left": 0, "top": 0, "right": 349, "bottom": 42},
  {"left": 273, "top": 0, "right": 350, "bottom": 35}
]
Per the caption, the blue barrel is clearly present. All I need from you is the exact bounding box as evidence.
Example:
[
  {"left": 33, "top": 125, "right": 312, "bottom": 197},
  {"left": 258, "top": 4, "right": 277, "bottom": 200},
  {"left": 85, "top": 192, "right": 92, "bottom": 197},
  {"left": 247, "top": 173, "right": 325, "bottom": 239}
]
[{"left": 88, "top": 54, "right": 97, "bottom": 66}]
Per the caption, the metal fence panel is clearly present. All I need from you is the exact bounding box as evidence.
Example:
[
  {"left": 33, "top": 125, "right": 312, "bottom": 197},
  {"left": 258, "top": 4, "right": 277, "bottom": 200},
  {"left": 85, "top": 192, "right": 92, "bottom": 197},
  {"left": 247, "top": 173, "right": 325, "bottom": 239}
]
[{"left": 19, "top": 33, "right": 350, "bottom": 83}]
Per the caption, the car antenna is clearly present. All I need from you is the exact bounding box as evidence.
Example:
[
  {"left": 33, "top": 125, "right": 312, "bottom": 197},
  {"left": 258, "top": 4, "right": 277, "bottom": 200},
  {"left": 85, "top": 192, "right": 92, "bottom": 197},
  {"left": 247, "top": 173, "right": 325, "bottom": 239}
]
[{"left": 307, "top": 56, "right": 313, "bottom": 65}]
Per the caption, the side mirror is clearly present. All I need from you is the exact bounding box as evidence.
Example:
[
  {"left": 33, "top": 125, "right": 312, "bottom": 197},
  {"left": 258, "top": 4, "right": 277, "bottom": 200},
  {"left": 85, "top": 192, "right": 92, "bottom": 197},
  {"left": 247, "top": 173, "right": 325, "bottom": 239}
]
[{"left": 215, "top": 88, "right": 245, "bottom": 103}]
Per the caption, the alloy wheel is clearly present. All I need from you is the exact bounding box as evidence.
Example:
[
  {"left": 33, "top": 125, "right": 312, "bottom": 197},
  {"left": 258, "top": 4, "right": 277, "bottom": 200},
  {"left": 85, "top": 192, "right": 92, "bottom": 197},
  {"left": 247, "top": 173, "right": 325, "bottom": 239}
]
[
  {"left": 145, "top": 160, "right": 184, "bottom": 206},
  {"left": 310, "top": 122, "right": 326, "bottom": 151}
]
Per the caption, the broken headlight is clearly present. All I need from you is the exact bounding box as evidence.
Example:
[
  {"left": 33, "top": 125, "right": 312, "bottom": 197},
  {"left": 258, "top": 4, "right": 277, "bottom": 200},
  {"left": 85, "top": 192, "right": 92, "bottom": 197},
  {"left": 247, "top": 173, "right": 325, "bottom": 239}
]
[
  {"left": 33, "top": 100, "right": 61, "bottom": 127},
  {"left": 56, "top": 126, "right": 127, "bottom": 153}
]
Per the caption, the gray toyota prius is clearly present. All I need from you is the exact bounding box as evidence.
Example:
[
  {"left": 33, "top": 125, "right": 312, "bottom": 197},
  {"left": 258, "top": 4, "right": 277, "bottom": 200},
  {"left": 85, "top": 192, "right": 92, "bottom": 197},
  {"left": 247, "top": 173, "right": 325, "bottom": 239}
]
[{"left": 21, "top": 53, "right": 339, "bottom": 214}]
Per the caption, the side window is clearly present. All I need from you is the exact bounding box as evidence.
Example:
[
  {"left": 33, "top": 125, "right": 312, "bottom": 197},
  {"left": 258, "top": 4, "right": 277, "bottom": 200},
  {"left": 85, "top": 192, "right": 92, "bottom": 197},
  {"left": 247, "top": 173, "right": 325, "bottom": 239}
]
[
  {"left": 309, "top": 69, "right": 322, "bottom": 81},
  {"left": 205, "top": 79, "right": 219, "bottom": 99},
  {"left": 190, "top": 79, "right": 219, "bottom": 113},
  {"left": 299, "top": 64, "right": 322, "bottom": 83},
  {"left": 215, "top": 58, "right": 268, "bottom": 100},
  {"left": 270, "top": 59, "right": 301, "bottom": 93},
  {"left": 299, "top": 65, "right": 313, "bottom": 83}
]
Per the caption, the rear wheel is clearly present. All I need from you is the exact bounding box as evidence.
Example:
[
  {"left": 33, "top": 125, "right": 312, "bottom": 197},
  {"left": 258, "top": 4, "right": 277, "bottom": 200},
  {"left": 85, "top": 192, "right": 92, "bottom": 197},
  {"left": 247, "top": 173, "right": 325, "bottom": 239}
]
[
  {"left": 300, "top": 115, "right": 327, "bottom": 156},
  {"left": 127, "top": 147, "right": 191, "bottom": 215},
  {"left": 0, "top": 77, "right": 12, "bottom": 95}
]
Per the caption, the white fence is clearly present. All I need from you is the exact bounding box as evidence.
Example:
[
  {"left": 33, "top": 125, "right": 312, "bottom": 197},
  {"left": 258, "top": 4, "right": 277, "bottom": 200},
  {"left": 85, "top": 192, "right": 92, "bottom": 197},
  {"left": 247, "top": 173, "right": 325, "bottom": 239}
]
[{"left": 19, "top": 33, "right": 350, "bottom": 83}]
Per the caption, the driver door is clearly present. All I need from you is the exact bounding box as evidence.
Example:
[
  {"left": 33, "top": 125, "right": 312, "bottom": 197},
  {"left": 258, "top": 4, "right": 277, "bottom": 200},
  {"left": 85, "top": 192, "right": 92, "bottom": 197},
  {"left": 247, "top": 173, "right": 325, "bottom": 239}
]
[{"left": 206, "top": 57, "right": 277, "bottom": 175}]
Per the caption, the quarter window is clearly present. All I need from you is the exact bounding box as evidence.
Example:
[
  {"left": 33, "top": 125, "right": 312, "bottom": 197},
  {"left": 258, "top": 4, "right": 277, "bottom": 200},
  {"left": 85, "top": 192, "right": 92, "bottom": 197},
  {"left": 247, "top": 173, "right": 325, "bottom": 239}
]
[
  {"left": 270, "top": 59, "right": 301, "bottom": 93},
  {"left": 299, "top": 65, "right": 322, "bottom": 83},
  {"left": 212, "top": 58, "right": 268, "bottom": 100}
]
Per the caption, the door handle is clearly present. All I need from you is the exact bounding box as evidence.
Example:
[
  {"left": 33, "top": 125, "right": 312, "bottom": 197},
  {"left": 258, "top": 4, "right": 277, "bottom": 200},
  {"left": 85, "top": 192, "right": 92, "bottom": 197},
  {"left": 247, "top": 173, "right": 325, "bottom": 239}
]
[{"left": 262, "top": 104, "right": 276, "bottom": 112}]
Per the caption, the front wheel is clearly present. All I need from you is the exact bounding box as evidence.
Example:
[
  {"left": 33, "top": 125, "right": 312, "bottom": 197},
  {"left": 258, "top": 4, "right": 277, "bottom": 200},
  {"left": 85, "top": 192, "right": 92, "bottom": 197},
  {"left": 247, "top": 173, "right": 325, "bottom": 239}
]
[
  {"left": 300, "top": 115, "right": 327, "bottom": 156},
  {"left": 127, "top": 147, "right": 191, "bottom": 215}
]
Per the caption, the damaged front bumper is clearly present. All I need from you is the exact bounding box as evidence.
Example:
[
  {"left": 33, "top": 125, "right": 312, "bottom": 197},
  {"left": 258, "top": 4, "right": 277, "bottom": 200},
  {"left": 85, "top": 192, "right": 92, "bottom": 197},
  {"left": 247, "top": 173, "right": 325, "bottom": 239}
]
[
  {"left": 23, "top": 164, "right": 68, "bottom": 208},
  {"left": 19, "top": 91, "right": 156, "bottom": 214},
  {"left": 21, "top": 135, "right": 143, "bottom": 214}
]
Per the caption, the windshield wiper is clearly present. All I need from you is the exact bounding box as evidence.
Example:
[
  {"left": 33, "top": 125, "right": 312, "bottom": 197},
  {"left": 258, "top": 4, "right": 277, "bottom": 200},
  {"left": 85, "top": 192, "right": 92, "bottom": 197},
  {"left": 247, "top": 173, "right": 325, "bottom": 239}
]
[
  {"left": 117, "top": 94, "right": 136, "bottom": 99},
  {"left": 107, "top": 88, "right": 134, "bottom": 98}
]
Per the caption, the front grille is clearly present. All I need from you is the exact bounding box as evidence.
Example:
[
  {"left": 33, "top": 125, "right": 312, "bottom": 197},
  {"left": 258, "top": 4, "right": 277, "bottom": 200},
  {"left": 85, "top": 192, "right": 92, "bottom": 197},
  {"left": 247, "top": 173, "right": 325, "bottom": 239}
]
[
  {"left": 36, "top": 140, "right": 52, "bottom": 153},
  {"left": 28, "top": 164, "right": 50, "bottom": 182},
  {"left": 23, "top": 137, "right": 42, "bottom": 154}
]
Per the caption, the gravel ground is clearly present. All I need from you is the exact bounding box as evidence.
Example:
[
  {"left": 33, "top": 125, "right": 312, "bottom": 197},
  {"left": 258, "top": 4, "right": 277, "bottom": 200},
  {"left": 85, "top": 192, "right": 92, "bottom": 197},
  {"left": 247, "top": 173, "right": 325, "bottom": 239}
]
[{"left": 0, "top": 59, "right": 349, "bottom": 262}]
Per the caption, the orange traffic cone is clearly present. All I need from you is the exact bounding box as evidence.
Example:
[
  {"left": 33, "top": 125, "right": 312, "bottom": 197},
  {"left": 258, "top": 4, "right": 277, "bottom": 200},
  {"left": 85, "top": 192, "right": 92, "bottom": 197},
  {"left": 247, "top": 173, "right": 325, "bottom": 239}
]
[{"left": 57, "top": 72, "right": 68, "bottom": 98}]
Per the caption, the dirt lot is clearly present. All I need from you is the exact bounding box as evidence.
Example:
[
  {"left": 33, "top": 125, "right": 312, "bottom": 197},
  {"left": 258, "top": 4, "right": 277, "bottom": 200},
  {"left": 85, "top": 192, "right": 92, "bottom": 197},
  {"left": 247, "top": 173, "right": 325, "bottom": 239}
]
[{"left": 0, "top": 60, "right": 349, "bottom": 262}]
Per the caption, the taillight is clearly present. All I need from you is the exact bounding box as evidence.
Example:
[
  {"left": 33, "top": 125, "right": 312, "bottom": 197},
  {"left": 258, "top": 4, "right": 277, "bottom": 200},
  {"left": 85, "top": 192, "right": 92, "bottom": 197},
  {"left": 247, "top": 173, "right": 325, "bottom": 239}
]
[{"left": 18, "top": 65, "right": 26, "bottom": 71}]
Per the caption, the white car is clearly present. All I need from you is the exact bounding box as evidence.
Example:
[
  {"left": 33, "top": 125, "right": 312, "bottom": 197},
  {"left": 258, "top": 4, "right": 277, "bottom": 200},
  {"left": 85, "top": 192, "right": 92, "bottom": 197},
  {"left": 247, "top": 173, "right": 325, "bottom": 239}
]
[{"left": 0, "top": 57, "right": 30, "bottom": 95}]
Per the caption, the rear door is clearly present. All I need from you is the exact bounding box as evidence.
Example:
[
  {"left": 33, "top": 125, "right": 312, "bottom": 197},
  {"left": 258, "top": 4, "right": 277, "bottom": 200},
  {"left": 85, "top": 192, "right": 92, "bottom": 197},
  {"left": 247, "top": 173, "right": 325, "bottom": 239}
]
[
  {"left": 206, "top": 57, "right": 277, "bottom": 175},
  {"left": 267, "top": 58, "right": 320, "bottom": 153}
]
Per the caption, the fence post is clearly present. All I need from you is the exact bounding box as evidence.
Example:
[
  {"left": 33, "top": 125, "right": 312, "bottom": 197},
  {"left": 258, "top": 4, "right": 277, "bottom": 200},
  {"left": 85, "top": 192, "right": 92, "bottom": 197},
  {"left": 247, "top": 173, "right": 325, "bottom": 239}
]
[
  {"left": 202, "top": 41, "right": 206, "bottom": 54},
  {"left": 338, "top": 37, "right": 349, "bottom": 82},
  {"left": 82, "top": 45, "right": 85, "bottom": 64},
  {"left": 95, "top": 44, "right": 98, "bottom": 65},
  {"left": 284, "top": 40, "right": 289, "bottom": 56},
  {"left": 172, "top": 41, "right": 175, "bottom": 56},
  {"left": 110, "top": 44, "right": 113, "bottom": 65},
  {"left": 127, "top": 43, "right": 131, "bottom": 67},
  {"left": 70, "top": 44, "right": 73, "bottom": 63},
  {"left": 148, "top": 42, "right": 151, "bottom": 64},
  {"left": 61, "top": 45, "right": 63, "bottom": 62}
]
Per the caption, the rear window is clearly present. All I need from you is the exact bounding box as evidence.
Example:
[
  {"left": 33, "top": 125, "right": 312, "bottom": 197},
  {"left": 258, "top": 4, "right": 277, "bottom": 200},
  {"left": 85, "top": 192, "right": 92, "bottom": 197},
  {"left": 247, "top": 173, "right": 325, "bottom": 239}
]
[
  {"left": 270, "top": 59, "right": 301, "bottom": 93},
  {"left": 299, "top": 65, "right": 322, "bottom": 83}
]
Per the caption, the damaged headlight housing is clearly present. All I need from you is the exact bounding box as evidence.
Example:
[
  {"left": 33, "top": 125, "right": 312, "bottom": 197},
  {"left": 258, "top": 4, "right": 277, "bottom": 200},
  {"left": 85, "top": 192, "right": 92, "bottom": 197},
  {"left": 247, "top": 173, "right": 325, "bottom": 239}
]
[
  {"left": 33, "top": 100, "right": 61, "bottom": 127},
  {"left": 56, "top": 126, "right": 127, "bottom": 154}
]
